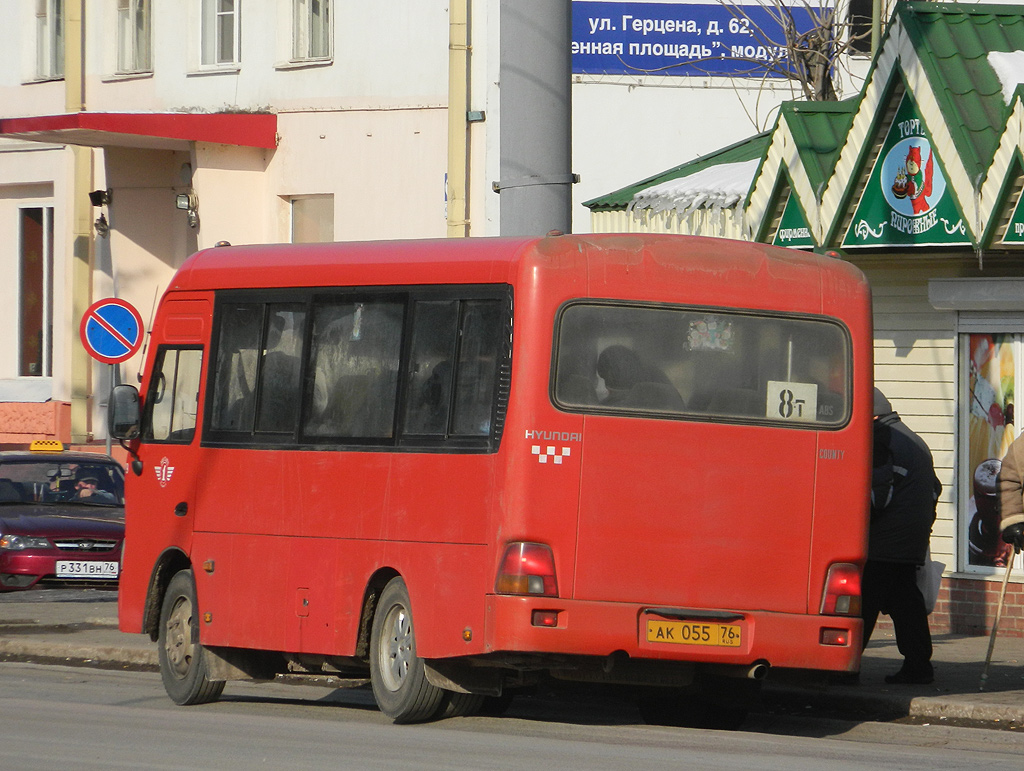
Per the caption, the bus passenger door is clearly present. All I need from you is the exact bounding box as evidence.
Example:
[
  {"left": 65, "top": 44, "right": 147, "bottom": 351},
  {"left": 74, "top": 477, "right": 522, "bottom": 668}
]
[{"left": 120, "top": 300, "right": 209, "bottom": 633}]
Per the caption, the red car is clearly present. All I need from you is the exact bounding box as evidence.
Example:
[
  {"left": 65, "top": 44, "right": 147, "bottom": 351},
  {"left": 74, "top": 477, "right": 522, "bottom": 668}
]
[{"left": 0, "top": 443, "right": 125, "bottom": 591}]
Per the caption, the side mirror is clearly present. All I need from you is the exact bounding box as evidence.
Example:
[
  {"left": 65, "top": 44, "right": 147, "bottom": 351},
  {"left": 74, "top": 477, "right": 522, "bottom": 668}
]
[{"left": 109, "top": 384, "right": 141, "bottom": 440}]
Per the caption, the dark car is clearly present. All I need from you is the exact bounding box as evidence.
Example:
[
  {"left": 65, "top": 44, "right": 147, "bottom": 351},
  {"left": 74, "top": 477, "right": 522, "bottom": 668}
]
[{"left": 0, "top": 442, "right": 125, "bottom": 591}]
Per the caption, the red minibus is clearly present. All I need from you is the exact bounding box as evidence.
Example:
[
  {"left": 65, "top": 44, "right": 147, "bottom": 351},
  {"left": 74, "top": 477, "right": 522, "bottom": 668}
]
[{"left": 110, "top": 233, "right": 872, "bottom": 726}]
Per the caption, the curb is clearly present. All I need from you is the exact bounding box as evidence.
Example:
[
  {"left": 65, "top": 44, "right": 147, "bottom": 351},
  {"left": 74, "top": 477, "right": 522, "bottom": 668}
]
[
  {"left": 910, "top": 694, "right": 1024, "bottom": 724},
  {"left": 0, "top": 639, "right": 158, "bottom": 670}
]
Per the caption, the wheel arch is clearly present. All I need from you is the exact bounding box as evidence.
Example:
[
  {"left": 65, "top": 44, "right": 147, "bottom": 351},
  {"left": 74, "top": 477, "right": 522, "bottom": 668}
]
[
  {"left": 355, "top": 567, "right": 401, "bottom": 659},
  {"left": 143, "top": 547, "right": 191, "bottom": 640}
]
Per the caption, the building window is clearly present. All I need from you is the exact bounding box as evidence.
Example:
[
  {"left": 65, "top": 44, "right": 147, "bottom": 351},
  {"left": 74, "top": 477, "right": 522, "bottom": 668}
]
[
  {"left": 962, "top": 331, "right": 1024, "bottom": 574},
  {"left": 35, "top": 0, "right": 64, "bottom": 79},
  {"left": 847, "top": 0, "right": 873, "bottom": 56},
  {"left": 201, "top": 0, "right": 239, "bottom": 66},
  {"left": 291, "top": 195, "right": 334, "bottom": 243},
  {"left": 117, "top": 0, "right": 152, "bottom": 73},
  {"left": 293, "top": 0, "right": 330, "bottom": 60},
  {"left": 19, "top": 207, "right": 54, "bottom": 378}
]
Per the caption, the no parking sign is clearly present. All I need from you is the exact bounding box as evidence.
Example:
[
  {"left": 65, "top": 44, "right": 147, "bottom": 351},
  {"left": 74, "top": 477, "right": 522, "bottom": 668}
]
[{"left": 79, "top": 298, "right": 145, "bottom": 364}]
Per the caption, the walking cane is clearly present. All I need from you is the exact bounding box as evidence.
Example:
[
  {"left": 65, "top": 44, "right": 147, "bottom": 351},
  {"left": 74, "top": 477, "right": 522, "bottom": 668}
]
[{"left": 979, "top": 547, "right": 1018, "bottom": 691}]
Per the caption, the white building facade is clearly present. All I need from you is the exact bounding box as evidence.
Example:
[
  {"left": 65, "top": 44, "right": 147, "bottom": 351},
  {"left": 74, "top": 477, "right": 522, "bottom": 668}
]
[{"left": 0, "top": 0, "right": 869, "bottom": 447}]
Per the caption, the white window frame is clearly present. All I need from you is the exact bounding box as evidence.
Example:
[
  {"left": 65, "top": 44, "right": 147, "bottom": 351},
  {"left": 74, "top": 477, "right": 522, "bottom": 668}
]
[
  {"left": 954, "top": 308, "right": 1024, "bottom": 579},
  {"left": 292, "top": 0, "right": 331, "bottom": 62},
  {"left": 18, "top": 205, "right": 54, "bottom": 379},
  {"left": 35, "top": 0, "right": 64, "bottom": 80},
  {"left": 116, "top": 0, "right": 152, "bottom": 74},
  {"left": 201, "top": 0, "right": 240, "bottom": 67}
]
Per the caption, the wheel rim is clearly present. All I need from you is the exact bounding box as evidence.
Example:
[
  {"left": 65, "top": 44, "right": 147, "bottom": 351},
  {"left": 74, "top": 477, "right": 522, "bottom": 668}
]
[
  {"left": 378, "top": 602, "right": 414, "bottom": 692},
  {"left": 164, "top": 595, "right": 194, "bottom": 680}
]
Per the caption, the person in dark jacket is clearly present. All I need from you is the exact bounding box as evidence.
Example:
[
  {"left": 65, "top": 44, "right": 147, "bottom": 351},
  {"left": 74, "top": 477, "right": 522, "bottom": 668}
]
[{"left": 862, "top": 388, "right": 941, "bottom": 684}]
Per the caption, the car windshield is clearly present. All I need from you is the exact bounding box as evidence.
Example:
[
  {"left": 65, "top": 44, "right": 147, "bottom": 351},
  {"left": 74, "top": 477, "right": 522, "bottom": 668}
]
[{"left": 0, "top": 459, "right": 125, "bottom": 507}]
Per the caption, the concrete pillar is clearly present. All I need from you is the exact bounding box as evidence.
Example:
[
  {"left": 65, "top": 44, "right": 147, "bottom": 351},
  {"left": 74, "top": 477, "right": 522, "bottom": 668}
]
[{"left": 498, "top": 0, "right": 574, "bottom": 236}]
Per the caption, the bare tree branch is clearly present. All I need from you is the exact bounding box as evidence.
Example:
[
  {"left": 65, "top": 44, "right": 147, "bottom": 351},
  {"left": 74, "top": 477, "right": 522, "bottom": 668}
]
[{"left": 716, "top": 0, "right": 872, "bottom": 101}]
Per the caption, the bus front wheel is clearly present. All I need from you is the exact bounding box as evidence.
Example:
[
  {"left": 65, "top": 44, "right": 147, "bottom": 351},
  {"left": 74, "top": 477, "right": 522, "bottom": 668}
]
[
  {"left": 369, "top": 577, "right": 445, "bottom": 723},
  {"left": 158, "top": 569, "right": 225, "bottom": 706}
]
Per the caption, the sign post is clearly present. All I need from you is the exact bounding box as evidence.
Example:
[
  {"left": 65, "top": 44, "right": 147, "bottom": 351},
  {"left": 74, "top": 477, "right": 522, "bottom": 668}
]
[{"left": 79, "top": 298, "right": 145, "bottom": 453}]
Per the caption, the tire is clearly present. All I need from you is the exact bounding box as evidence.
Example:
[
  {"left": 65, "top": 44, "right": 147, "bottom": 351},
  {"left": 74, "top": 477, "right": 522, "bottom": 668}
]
[
  {"left": 369, "top": 577, "right": 445, "bottom": 723},
  {"left": 440, "top": 691, "right": 486, "bottom": 718},
  {"left": 157, "top": 569, "right": 225, "bottom": 706}
]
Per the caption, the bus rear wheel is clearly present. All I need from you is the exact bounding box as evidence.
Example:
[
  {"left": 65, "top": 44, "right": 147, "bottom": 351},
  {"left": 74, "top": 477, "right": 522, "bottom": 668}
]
[
  {"left": 369, "top": 577, "right": 445, "bottom": 723},
  {"left": 158, "top": 569, "right": 225, "bottom": 706}
]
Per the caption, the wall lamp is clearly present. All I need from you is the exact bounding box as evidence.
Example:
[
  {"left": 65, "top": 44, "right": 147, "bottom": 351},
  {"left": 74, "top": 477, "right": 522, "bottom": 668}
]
[
  {"left": 89, "top": 189, "right": 112, "bottom": 238},
  {"left": 89, "top": 189, "right": 112, "bottom": 206},
  {"left": 176, "top": 190, "right": 200, "bottom": 229}
]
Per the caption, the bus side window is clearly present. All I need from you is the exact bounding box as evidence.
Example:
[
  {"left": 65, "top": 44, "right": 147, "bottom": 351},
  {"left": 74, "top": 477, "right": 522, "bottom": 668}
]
[
  {"left": 405, "top": 301, "right": 459, "bottom": 435},
  {"left": 142, "top": 347, "right": 203, "bottom": 443},
  {"left": 304, "top": 300, "right": 403, "bottom": 439},
  {"left": 210, "top": 304, "right": 262, "bottom": 432},
  {"left": 452, "top": 300, "right": 501, "bottom": 435},
  {"left": 403, "top": 298, "right": 501, "bottom": 438},
  {"left": 254, "top": 305, "right": 306, "bottom": 433}
]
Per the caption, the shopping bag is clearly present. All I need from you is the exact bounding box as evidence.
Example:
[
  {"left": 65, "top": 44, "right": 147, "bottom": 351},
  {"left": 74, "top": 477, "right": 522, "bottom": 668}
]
[{"left": 916, "top": 549, "right": 944, "bottom": 615}]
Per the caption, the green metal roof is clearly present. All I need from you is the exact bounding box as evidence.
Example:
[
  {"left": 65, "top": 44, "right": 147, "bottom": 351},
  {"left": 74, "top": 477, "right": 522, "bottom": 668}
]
[
  {"left": 584, "top": 101, "right": 854, "bottom": 215},
  {"left": 777, "top": 99, "right": 858, "bottom": 197},
  {"left": 897, "top": 2, "right": 1024, "bottom": 184},
  {"left": 587, "top": 1, "right": 1024, "bottom": 250},
  {"left": 583, "top": 132, "right": 771, "bottom": 211}
]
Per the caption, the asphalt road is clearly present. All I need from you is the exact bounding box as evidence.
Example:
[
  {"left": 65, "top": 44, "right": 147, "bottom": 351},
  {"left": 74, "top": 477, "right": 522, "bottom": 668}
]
[{"left": 3, "top": 661, "right": 1024, "bottom": 771}]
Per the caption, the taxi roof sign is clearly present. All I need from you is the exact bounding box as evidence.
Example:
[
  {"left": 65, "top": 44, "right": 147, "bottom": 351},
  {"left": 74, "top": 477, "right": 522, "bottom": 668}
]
[{"left": 29, "top": 440, "right": 64, "bottom": 453}]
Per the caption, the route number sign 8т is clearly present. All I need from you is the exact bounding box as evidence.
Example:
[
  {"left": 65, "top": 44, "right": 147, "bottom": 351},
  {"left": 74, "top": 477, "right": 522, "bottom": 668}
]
[{"left": 766, "top": 381, "right": 818, "bottom": 422}]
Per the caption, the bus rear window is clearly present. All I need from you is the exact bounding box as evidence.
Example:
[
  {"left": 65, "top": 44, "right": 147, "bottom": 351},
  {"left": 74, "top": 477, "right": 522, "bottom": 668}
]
[{"left": 553, "top": 303, "right": 849, "bottom": 426}]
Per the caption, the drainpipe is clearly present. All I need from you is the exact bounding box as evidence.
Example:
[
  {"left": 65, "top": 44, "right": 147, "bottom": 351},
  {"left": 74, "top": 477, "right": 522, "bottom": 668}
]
[
  {"left": 871, "top": 0, "right": 882, "bottom": 56},
  {"left": 66, "top": 0, "right": 93, "bottom": 444},
  {"left": 447, "top": 0, "right": 471, "bottom": 237}
]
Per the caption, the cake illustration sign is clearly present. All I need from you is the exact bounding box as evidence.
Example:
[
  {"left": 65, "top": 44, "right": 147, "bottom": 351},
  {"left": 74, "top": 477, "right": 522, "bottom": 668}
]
[
  {"left": 882, "top": 136, "right": 945, "bottom": 221},
  {"left": 843, "top": 93, "right": 969, "bottom": 248}
]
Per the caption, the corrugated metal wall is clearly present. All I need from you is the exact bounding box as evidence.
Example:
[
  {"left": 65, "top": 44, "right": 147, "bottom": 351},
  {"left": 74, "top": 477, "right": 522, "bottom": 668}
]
[{"left": 861, "top": 264, "right": 958, "bottom": 570}]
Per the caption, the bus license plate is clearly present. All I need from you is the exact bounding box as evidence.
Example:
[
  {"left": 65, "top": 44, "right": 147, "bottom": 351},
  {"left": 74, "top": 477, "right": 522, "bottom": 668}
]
[
  {"left": 56, "top": 560, "right": 119, "bottom": 579},
  {"left": 645, "top": 619, "right": 742, "bottom": 647}
]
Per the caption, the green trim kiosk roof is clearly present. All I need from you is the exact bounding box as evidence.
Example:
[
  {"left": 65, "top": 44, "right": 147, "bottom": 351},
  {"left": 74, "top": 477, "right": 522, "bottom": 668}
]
[
  {"left": 589, "top": 2, "right": 1024, "bottom": 252},
  {"left": 583, "top": 132, "right": 771, "bottom": 211}
]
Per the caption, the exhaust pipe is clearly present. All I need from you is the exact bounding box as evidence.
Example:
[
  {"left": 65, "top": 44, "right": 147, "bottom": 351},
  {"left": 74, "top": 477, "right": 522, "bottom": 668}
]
[
  {"left": 704, "top": 661, "right": 770, "bottom": 681},
  {"left": 746, "top": 662, "right": 770, "bottom": 680}
]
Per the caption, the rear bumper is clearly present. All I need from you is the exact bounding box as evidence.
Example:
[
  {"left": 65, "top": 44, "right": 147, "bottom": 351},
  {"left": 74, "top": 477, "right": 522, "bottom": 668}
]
[{"left": 484, "top": 595, "right": 862, "bottom": 673}]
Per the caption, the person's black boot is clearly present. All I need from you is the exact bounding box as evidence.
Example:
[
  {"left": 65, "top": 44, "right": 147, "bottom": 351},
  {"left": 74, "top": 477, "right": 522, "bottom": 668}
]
[{"left": 884, "top": 664, "right": 933, "bottom": 685}]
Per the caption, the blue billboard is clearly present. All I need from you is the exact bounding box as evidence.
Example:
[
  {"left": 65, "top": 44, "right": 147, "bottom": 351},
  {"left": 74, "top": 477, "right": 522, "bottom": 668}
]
[{"left": 572, "top": 1, "right": 825, "bottom": 78}]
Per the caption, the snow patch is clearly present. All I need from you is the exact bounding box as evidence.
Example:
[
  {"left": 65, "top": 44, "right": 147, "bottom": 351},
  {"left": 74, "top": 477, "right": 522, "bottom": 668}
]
[
  {"left": 628, "top": 159, "right": 759, "bottom": 216},
  {"left": 987, "top": 50, "right": 1024, "bottom": 105}
]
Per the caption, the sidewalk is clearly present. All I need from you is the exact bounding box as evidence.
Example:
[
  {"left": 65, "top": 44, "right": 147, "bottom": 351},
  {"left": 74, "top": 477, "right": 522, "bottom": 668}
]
[
  {"left": 1, "top": 590, "right": 1023, "bottom": 727},
  {"left": 764, "top": 630, "right": 1024, "bottom": 726}
]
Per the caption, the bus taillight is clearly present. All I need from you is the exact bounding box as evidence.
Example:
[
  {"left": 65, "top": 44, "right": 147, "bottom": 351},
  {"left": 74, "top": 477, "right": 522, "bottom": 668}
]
[
  {"left": 495, "top": 542, "right": 558, "bottom": 597},
  {"left": 820, "top": 563, "right": 862, "bottom": 616}
]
